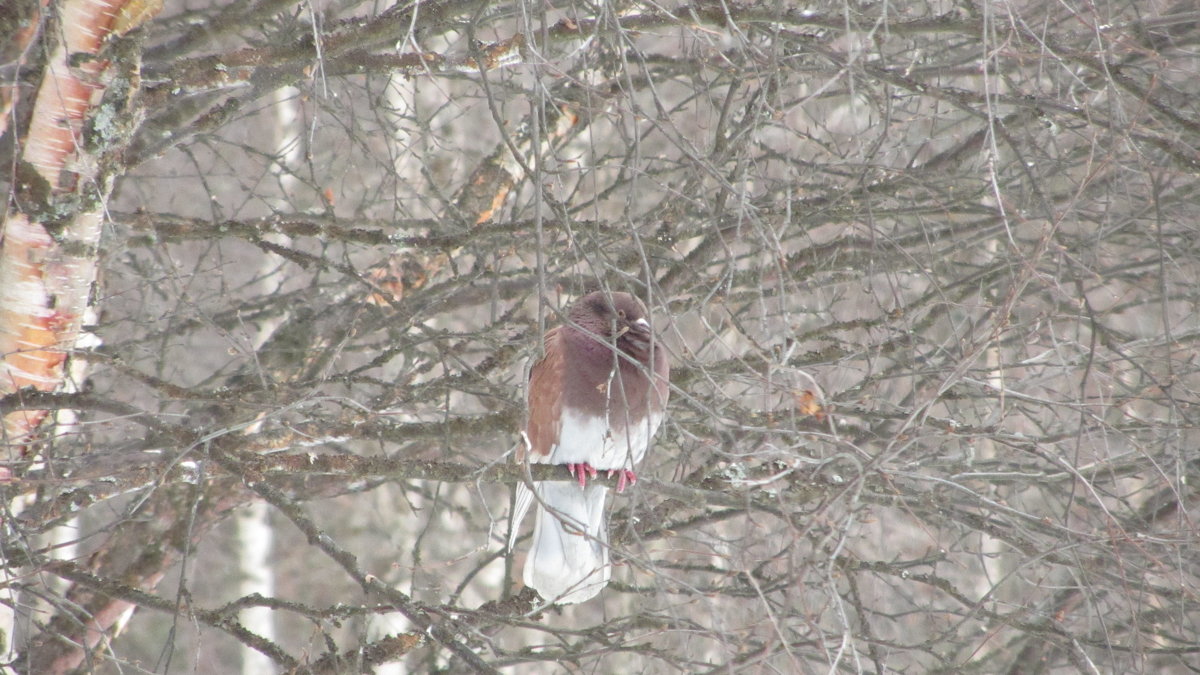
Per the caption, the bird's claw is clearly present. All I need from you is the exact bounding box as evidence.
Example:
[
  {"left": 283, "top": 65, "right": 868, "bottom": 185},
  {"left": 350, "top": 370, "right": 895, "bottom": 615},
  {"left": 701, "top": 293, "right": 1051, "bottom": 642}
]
[
  {"left": 607, "top": 469, "right": 637, "bottom": 493},
  {"left": 566, "top": 464, "right": 635, "bottom": 491},
  {"left": 567, "top": 463, "right": 598, "bottom": 488}
]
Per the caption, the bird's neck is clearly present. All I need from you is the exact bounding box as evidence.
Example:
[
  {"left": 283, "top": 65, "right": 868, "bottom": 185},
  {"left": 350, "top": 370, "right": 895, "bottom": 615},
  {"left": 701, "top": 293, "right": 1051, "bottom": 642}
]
[
  {"left": 563, "top": 325, "right": 632, "bottom": 368},
  {"left": 559, "top": 327, "right": 657, "bottom": 425}
]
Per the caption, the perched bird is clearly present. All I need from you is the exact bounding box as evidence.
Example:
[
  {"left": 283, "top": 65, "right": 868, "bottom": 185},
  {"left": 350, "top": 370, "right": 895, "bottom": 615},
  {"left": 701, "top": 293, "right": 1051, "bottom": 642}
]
[{"left": 511, "top": 291, "right": 670, "bottom": 604}]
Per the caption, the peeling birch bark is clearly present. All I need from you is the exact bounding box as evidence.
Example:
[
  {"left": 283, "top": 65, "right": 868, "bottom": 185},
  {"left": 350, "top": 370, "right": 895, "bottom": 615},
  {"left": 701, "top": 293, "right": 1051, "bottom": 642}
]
[
  {"left": 2, "top": 1, "right": 148, "bottom": 671},
  {"left": 0, "top": 0, "right": 129, "bottom": 445}
]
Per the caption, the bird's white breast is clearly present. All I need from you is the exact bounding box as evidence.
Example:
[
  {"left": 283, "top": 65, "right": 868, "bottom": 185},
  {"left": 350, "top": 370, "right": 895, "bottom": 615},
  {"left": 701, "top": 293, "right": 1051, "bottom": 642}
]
[{"left": 546, "top": 406, "right": 663, "bottom": 471}]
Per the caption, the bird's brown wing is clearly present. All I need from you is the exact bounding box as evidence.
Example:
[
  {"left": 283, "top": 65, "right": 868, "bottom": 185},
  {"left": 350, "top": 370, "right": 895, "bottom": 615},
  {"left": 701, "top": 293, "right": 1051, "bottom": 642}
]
[{"left": 523, "top": 326, "right": 563, "bottom": 462}]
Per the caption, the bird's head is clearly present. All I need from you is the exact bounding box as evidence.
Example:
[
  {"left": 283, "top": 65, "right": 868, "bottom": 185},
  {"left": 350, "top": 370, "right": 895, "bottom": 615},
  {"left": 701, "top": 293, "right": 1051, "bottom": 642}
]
[{"left": 571, "top": 291, "right": 656, "bottom": 360}]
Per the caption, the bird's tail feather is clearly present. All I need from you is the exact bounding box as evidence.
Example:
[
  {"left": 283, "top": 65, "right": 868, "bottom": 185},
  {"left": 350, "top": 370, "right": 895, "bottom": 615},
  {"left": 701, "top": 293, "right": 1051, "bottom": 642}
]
[
  {"left": 510, "top": 482, "right": 534, "bottom": 552},
  {"left": 523, "top": 482, "right": 610, "bottom": 604}
]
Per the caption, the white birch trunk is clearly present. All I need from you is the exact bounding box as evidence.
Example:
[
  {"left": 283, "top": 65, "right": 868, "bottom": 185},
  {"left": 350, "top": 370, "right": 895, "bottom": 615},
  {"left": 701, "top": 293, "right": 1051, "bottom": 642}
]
[
  {"left": 1, "top": 1, "right": 145, "bottom": 670},
  {"left": 232, "top": 81, "right": 305, "bottom": 675},
  {"left": 236, "top": 501, "right": 277, "bottom": 675}
]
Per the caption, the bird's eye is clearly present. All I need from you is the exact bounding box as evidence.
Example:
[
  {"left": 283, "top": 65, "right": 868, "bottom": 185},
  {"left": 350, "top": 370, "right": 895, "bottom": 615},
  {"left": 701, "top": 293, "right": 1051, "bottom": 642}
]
[{"left": 617, "top": 309, "right": 626, "bottom": 319}]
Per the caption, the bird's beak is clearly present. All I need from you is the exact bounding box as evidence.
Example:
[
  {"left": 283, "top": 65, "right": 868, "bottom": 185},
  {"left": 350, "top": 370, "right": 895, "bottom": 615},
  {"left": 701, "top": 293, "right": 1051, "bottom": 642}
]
[{"left": 622, "top": 318, "right": 652, "bottom": 351}]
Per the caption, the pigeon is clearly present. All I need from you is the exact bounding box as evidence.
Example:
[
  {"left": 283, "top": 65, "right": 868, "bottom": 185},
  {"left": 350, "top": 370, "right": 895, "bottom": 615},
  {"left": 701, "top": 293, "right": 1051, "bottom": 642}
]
[{"left": 511, "top": 291, "right": 670, "bottom": 604}]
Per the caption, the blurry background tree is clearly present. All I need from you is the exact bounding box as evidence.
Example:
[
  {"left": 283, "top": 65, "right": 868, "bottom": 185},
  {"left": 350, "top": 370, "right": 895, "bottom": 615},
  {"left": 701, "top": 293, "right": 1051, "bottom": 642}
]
[{"left": 2, "top": 0, "right": 1198, "bottom": 672}]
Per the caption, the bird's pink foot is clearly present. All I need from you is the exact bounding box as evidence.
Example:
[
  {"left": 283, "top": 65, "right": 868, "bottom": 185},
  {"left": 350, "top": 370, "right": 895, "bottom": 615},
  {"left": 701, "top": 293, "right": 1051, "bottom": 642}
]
[
  {"left": 607, "top": 469, "right": 637, "bottom": 493},
  {"left": 567, "top": 463, "right": 598, "bottom": 488}
]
